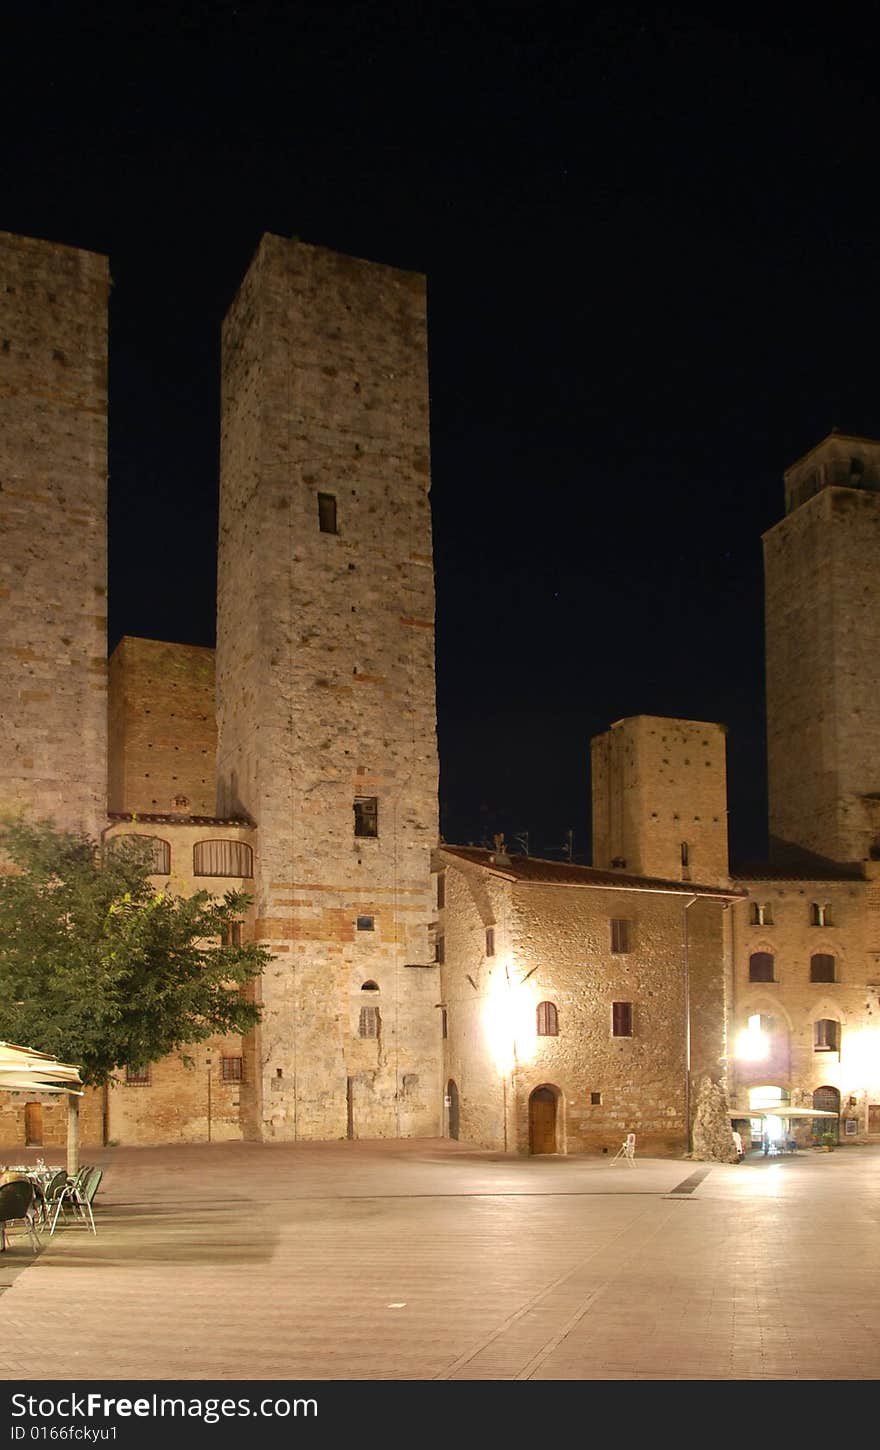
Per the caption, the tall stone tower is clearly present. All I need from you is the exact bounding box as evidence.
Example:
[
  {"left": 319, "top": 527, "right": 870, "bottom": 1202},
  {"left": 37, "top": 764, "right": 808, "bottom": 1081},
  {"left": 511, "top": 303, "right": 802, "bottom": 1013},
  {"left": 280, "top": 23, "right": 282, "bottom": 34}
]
[
  {"left": 0, "top": 231, "right": 109, "bottom": 837},
  {"left": 216, "top": 235, "right": 440, "bottom": 1141},
  {"left": 764, "top": 433, "right": 880, "bottom": 865},
  {"left": 591, "top": 715, "right": 729, "bottom": 883}
]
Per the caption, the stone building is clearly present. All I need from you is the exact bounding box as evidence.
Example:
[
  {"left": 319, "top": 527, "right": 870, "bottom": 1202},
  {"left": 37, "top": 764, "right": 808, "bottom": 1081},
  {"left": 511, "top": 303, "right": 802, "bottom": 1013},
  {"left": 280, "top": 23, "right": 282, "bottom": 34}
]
[
  {"left": 727, "top": 431, "right": 880, "bottom": 1146},
  {"left": 435, "top": 844, "right": 741, "bottom": 1156},
  {"left": 2, "top": 225, "right": 880, "bottom": 1156}
]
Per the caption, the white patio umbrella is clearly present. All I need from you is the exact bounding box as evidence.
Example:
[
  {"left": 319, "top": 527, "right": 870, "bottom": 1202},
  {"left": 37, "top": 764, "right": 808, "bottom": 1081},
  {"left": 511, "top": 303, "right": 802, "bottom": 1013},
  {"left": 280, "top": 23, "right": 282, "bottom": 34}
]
[{"left": 0, "top": 1041, "right": 84, "bottom": 1173}]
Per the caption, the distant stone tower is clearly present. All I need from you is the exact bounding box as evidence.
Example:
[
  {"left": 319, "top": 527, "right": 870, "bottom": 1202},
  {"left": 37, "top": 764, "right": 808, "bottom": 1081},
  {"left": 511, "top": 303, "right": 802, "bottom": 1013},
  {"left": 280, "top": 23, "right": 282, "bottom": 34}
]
[
  {"left": 0, "top": 231, "right": 109, "bottom": 837},
  {"left": 591, "top": 715, "right": 729, "bottom": 883},
  {"left": 764, "top": 433, "right": 880, "bottom": 865},
  {"left": 216, "top": 235, "right": 440, "bottom": 1141}
]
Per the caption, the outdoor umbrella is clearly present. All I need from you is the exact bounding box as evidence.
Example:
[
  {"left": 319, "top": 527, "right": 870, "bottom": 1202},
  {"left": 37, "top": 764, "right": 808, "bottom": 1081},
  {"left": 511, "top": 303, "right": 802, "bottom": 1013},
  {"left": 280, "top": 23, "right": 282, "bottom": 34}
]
[{"left": 0, "top": 1041, "right": 85, "bottom": 1172}]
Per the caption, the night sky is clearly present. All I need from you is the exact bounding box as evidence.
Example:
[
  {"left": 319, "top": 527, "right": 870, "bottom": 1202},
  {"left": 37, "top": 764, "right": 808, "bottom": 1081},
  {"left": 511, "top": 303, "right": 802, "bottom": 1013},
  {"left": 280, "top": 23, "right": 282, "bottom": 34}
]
[{"left": 6, "top": 4, "right": 880, "bottom": 865}]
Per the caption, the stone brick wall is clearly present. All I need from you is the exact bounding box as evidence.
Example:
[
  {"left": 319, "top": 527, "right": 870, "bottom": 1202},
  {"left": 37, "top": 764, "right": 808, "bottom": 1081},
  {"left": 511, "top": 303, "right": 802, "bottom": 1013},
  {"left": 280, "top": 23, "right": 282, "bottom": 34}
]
[
  {"left": 216, "top": 236, "right": 441, "bottom": 1141},
  {"left": 765, "top": 439, "right": 880, "bottom": 865},
  {"left": 439, "top": 849, "right": 732, "bottom": 1156},
  {"left": 0, "top": 230, "right": 109, "bottom": 838},
  {"left": 0, "top": 1087, "right": 103, "bottom": 1153},
  {"left": 592, "top": 715, "right": 729, "bottom": 884},
  {"left": 108, "top": 636, "right": 216, "bottom": 816},
  {"left": 731, "top": 863, "right": 880, "bottom": 1143}
]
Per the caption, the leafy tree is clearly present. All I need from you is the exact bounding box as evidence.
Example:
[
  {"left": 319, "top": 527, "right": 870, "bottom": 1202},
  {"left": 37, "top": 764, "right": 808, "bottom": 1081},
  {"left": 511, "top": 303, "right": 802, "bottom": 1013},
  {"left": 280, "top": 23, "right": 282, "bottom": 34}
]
[{"left": 0, "top": 818, "right": 268, "bottom": 1086}]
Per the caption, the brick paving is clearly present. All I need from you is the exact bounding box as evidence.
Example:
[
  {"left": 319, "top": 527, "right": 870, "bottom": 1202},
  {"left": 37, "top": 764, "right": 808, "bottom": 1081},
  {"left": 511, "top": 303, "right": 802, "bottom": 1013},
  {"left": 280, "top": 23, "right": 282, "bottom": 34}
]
[{"left": 1, "top": 1140, "right": 879, "bottom": 1381}]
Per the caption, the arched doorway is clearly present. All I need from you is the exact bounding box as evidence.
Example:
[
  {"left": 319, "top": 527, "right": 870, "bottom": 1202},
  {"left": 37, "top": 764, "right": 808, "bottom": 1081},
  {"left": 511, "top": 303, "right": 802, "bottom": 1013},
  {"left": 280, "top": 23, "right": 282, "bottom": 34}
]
[
  {"left": 529, "top": 1085, "right": 559, "bottom": 1154},
  {"left": 813, "top": 1085, "right": 840, "bottom": 1142},
  {"left": 446, "top": 1079, "right": 460, "bottom": 1140}
]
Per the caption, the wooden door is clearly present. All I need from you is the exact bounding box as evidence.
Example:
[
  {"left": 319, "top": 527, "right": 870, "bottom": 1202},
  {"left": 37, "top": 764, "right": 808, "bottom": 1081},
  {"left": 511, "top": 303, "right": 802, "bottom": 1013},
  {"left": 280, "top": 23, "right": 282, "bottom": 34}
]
[
  {"left": 24, "top": 1102, "right": 42, "bottom": 1146},
  {"left": 529, "top": 1086, "right": 557, "bottom": 1154}
]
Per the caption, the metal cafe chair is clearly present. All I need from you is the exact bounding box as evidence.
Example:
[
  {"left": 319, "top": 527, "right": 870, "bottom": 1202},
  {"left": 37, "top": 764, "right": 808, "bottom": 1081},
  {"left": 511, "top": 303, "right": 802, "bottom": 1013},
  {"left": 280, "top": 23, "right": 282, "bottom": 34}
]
[
  {"left": 74, "top": 1167, "right": 103, "bottom": 1234},
  {"left": 0, "top": 1179, "right": 41, "bottom": 1253},
  {"left": 611, "top": 1132, "right": 637, "bottom": 1166},
  {"left": 39, "top": 1169, "right": 69, "bottom": 1228},
  {"left": 48, "top": 1166, "right": 92, "bottom": 1235}
]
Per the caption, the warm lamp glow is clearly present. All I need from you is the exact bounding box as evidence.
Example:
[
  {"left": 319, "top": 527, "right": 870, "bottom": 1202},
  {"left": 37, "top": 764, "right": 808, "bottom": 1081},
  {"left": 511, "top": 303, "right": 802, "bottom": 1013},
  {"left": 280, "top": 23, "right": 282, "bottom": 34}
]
[
  {"left": 736, "top": 1013, "right": 768, "bottom": 1062},
  {"left": 482, "top": 961, "right": 537, "bottom": 1074},
  {"left": 840, "top": 1025, "right": 880, "bottom": 1090}
]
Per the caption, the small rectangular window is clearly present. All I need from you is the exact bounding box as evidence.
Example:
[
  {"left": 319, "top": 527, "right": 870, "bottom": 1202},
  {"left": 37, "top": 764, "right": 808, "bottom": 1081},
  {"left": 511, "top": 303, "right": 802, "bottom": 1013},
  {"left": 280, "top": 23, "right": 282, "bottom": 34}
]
[
  {"left": 436, "top": 873, "right": 446, "bottom": 909},
  {"left": 681, "top": 842, "right": 689, "bottom": 868},
  {"left": 435, "top": 935, "right": 445, "bottom": 965},
  {"left": 126, "top": 1065, "right": 151, "bottom": 1086},
  {"left": 221, "top": 921, "right": 243, "bottom": 947},
  {"left": 612, "top": 1001, "right": 633, "bottom": 1038},
  {"left": 441, "top": 1007, "right": 448, "bottom": 1039},
  {"left": 221, "top": 1056, "right": 243, "bottom": 1083},
  {"left": 486, "top": 927, "right": 495, "bottom": 957},
  {"left": 318, "top": 492, "right": 338, "bottom": 534},
  {"left": 590, "top": 1091, "right": 602, "bottom": 1106},
  {"left": 354, "top": 797, "right": 378, "bottom": 837},
  {"left": 610, "top": 918, "right": 631, "bottom": 954},
  {"left": 359, "top": 1005, "right": 379, "bottom": 1038},
  {"left": 356, "top": 915, "right": 375, "bottom": 932}
]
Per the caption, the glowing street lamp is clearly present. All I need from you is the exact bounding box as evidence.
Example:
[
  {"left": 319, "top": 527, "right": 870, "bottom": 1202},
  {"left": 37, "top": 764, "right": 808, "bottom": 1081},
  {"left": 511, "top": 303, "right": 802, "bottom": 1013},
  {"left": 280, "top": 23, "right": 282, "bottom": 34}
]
[{"left": 736, "top": 1012, "right": 769, "bottom": 1062}]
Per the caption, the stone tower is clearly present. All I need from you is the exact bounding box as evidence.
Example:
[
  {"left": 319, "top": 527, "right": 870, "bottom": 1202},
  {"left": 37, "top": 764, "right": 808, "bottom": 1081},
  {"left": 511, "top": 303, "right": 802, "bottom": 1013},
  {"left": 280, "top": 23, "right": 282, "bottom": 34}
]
[
  {"left": 764, "top": 433, "right": 880, "bottom": 865},
  {"left": 0, "top": 231, "right": 109, "bottom": 837},
  {"left": 216, "top": 235, "right": 440, "bottom": 1141},
  {"left": 591, "top": 714, "right": 729, "bottom": 883}
]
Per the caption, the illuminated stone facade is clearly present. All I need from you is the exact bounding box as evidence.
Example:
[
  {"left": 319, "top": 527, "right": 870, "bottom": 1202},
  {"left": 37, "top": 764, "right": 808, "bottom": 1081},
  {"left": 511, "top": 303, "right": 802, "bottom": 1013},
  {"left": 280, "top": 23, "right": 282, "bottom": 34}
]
[
  {"left": 435, "top": 846, "right": 738, "bottom": 1157},
  {"left": 2, "top": 225, "right": 880, "bottom": 1157}
]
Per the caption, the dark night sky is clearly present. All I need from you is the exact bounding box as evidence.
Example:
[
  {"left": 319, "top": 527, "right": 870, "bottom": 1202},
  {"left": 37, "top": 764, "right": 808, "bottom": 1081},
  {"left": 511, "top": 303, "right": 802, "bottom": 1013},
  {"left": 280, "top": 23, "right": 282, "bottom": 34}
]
[{"left": 5, "top": 3, "right": 880, "bottom": 865}]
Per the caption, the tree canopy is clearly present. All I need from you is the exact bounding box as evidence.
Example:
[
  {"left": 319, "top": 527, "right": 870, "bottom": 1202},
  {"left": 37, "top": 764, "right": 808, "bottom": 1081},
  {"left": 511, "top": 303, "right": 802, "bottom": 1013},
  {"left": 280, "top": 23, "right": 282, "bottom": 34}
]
[{"left": 0, "top": 818, "right": 269, "bottom": 1086}]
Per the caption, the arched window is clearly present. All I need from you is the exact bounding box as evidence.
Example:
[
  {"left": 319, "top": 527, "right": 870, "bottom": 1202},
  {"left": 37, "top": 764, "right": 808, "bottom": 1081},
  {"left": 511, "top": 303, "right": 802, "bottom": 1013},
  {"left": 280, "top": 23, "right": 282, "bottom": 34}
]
[
  {"left": 193, "top": 839, "right": 253, "bottom": 878},
  {"left": 360, "top": 980, "right": 379, "bottom": 992},
  {"left": 814, "top": 1019, "right": 839, "bottom": 1052},
  {"left": 358, "top": 1005, "right": 380, "bottom": 1039},
  {"left": 536, "top": 1001, "right": 558, "bottom": 1036},
  {"left": 749, "top": 952, "right": 775, "bottom": 983},
  {"left": 810, "top": 953, "right": 836, "bottom": 983},
  {"left": 108, "top": 834, "right": 170, "bottom": 875}
]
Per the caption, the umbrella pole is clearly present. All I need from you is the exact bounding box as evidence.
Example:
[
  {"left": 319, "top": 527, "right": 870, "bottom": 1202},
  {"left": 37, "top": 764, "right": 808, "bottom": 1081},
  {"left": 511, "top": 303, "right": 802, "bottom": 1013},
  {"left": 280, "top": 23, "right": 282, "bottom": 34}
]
[{"left": 66, "top": 1092, "right": 79, "bottom": 1177}]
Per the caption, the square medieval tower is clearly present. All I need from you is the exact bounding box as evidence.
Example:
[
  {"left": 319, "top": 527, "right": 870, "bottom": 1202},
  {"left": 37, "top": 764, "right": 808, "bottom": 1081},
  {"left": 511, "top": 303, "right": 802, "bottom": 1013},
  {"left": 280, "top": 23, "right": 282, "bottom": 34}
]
[
  {"left": 216, "top": 235, "right": 441, "bottom": 1141},
  {"left": 764, "top": 432, "right": 880, "bottom": 865},
  {"left": 0, "top": 231, "right": 109, "bottom": 838}
]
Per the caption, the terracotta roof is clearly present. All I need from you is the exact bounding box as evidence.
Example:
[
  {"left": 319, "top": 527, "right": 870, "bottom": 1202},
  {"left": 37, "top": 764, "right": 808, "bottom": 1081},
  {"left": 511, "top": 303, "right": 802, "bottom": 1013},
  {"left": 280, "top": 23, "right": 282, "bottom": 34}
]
[{"left": 438, "top": 846, "right": 744, "bottom": 899}]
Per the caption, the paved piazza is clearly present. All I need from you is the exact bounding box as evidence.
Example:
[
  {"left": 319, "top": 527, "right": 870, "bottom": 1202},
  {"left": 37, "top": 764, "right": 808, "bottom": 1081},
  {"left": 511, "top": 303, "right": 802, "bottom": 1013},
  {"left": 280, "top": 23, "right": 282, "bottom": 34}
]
[{"left": 1, "top": 1139, "right": 878, "bottom": 1381}]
